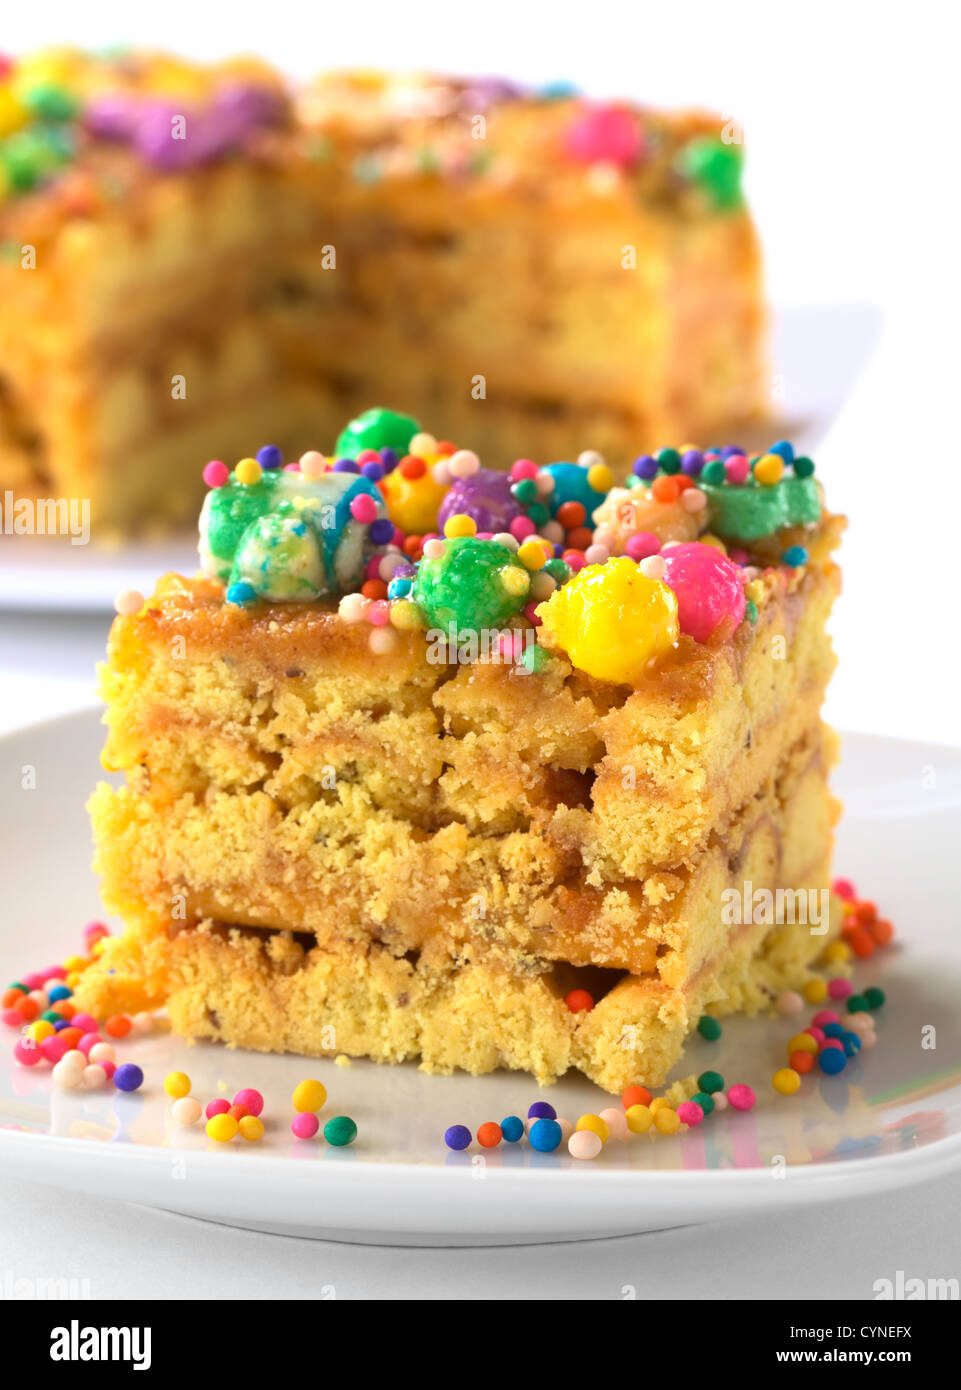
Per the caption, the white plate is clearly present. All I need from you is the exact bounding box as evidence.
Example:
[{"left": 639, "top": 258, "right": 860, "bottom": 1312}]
[
  {"left": 1, "top": 712, "right": 957, "bottom": 1245},
  {"left": 0, "top": 304, "right": 881, "bottom": 614}
]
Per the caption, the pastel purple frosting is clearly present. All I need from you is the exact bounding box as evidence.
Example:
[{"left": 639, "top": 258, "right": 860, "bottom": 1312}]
[
  {"left": 83, "top": 82, "right": 283, "bottom": 171},
  {"left": 437, "top": 469, "right": 523, "bottom": 533}
]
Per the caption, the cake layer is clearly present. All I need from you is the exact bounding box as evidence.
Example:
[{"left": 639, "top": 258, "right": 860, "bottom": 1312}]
[
  {"left": 97, "top": 537, "right": 840, "bottom": 882},
  {"left": 74, "top": 881, "right": 840, "bottom": 1092},
  {"left": 90, "top": 720, "right": 837, "bottom": 984}
]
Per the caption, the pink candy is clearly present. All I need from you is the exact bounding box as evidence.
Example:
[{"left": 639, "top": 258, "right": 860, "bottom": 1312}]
[
  {"left": 291, "top": 1112, "right": 319, "bottom": 1139},
  {"left": 13, "top": 1037, "right": 41, "bottom": 1067},
  {"left": 233, "top": 1088, "right": 264, "bottom": 1117},
  {"left": 565, "top": 103, "right": 644, "bottom": 168},
  {"left": 206, "top": 1098, "right": 230, "bottom": 1119},
  {"left": 349, "top": 494, "right": 378, "bottom": 525},
  {"left": 811, "top": 1010, "right": 840, "bottom": 1027},
  {"left": 660, "top": 543, "right": 746, "bottom": 643},
  {"left": 727, "top": 1084, "right": 756, "bottom": 1111},
  {"left": 70, "top": 1013, "right": 98, "bottom": 1034},
  {"left": 203, "top": 460, "right": 229, "bottom": 488},
  {"left": 828, "top": 977, "right": 853, "bottom": 1000},
  {"left": 40, "top": 1035, "right": 71, "bottom": 1064},
  {"left": 725, "top": 454, "right": 750, "bottom": 484},
  {"left": 78, "top": 1032, "right": 101, "bottom": 1057},
  {"left": 624, "top": 531, "right": 661, "bottom": 562},
  {"left": 677, "top": 1101, "right": 705, "bottom": 1126}
]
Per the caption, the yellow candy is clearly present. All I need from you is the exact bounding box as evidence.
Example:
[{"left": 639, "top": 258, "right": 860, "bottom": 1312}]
[
  {"left": 380, "top": 469, "right": 448, "bottom": 535},
  {"left": 0, "top": 85, "right": 28, "bottom": 139},
  {"left": 653, "top": 1107, "right": 681, "bottom": 1134},
  {"left": 698, "top": 534, "right": 728, "bottom": 553},
  {"left": 788, "top": 1033, "right": 818, "bottom": 1055},
  {"left": 803, "top": 977, "right": 828, "bottom": 1004},
  {"left": 292, "top": 1078, "right": 327, "bottom": 1113},
  {"left": 235, "top": 457, "right": 262, "bottom": 485},
  {"left": 754, "top": 453, "right": 785, "bottom": 486},
  {"left": 649, "top": 1096, "right": 672, "bottom": 1114},
  {"left": 443, "top": 513, "right": 477, "bottom": 539},
  {"left": 575, "top": 1113, "right": 610, "bottom": 1142},
  {"left": 206, "top": 1114, "right": 239, "bottom": 1143},
  {"left": 823, "top": 941, "right": 851, "bottom": 965},
  {"left": 164, "top": 1070, "right": 191, "bottom": 1099},
  {"left": 625, "top": 1103, "right": 653, "bottom": 1133},
  {"left": 537, "top": 556, "right": 678, "bottom": 684},
  {"left": 27, "top": 1020, "right": 55, "bottom": 1044},
  {"left": 389, "top": 599, "right": 423, "bottom": 630},
  {"left": 586, "top": 463, "right": 614, "bottom": 493},
  {"left": 239, "top": 1115, "right": 265, "bottom": 1142},
  {"left": 62, "top": 954, "right": 87, "bottom": 972},
  {"left": 500, "top": 565, "right": 531, "bottom": 598},
  {"left": 516, "top": 539, "right": 547, "bottom": 571},
  {"left": 772, "top": 1067, "right": 801, "bottom": 1096}
]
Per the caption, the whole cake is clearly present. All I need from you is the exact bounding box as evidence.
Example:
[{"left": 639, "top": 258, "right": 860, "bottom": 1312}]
[
  {"left": 76, "top": 411, "right": 844, "bottom": 1091},
  {"left": 0, "top": 49, "right": 764, "bottom": 534}
]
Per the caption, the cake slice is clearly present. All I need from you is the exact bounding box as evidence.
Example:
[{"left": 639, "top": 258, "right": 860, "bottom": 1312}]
[
  {"left": 1, "top": 49, "right": 764, "bottom": 534},
  {"left": 76, "top": 418, "right": 844, "bottom": 1089}
]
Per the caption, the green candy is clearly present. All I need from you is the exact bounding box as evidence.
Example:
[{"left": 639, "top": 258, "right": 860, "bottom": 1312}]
[
  {"left": 697, "top": 1015, "right": 722, "bottom": 1041},
  {"left": 519, "top": 643, "right": 551, "bottom": 675},
  {"left": 691, "top": 1091, "right": 715, "bottom": 1116},
  {"left": 204, "top": 472, "right": 278, "bottom": 577},
  {"left": 679, "top": 136, "right": 744, "bottom": 209},
  {"left": 744, "top": 599, "right": 758, "bottom": 624},
  {"left": 323, "top": 1115, "right": 357, "bottom": 1147},
  {"left": 656, "top": 447, "right": 681, "bottom": 474},
  {"left": 697, "top": 1070, "right": 724, "bottom": 1094},
  {"left": 846, "top": 994, "right": 869, "bottom": 1013},
  {"left": 701, "top": 475, "right": 821, "bottom": 543},
  {"left": 229, "top": 505, "right": 326, "bottom": 601},
  {"left": 412, "top": 537, "right": 530, "bottom": 639},
  {"left": 864, "top": 986, "right": 886, "bottom": 1010},
  {"left": 334, "top": 407, "right": 421, "bottom": 460},
  {"left": 22, "top": 84, "right": 80, "bottom": 122}
]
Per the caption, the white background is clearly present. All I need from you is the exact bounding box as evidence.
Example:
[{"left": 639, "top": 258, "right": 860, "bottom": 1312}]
[{"left": 1, "top": 0, "right": 959, "bottom": 1300}]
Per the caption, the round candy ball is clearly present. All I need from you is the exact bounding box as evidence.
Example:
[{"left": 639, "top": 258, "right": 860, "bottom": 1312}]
[
  {"left": 411, "top": 536, "right": 531, "bottom": 637},
  {"left": 500, "top": 1115, "right": 524, "bottom": 1143},
  {"left": 727, "top": 1083, "right": 756, "bottom": 1111},
  {"left": 529, "top": 1118, "right": 562, "bottom": 1152},
  {"left": 113, "top": 1063, "right": 144, "bottom": 1093},
  {"left": 568, "top": 1129, "right": 603, "bottom": 1160},
  {"left": 437, "top": 469, "right": 523, "bottom": 534},
  {"left": 233, "top": 1087, "right": 264, "bottom": 1117},
  {"left": 164, "top": 1070, "right": 191, "bottom": 1099},
  {"left": 206, "top": 1098, "right": 230, "bottom": 1119},
  {"left": 444, "top": 1124, "right": 472, "bottom": 1152},
  {"left": 697, "top": 1070, "right": 725, "bottom": 1094},
  {"left": 477, "top": 1122, "right": 503, "bottom": 1148},
  {"left": 528, "top": 1100, "right": 557, "bottom": 1120},
  {"left": 291, "top": 1112, "right": 319, "bottom": 1139},
  {"left": 659, "top": 542, "right": 747, "bottom": 643},
  {"left": 818, "top": 1046, "right": 847, "bottom": 1075},
  {"left": 292, "top": 1079, "right": 326, "bottom": 1113},
  {"left": 536, "top": 556, "right": 679, "bottom": 685},
  {"left": 323, "top": 1116, "right": 357, "bottom": 1147},
  {"left": 172, "top": 1097, "right": 203, "bottom": 1126},
  {"left": 676, "top": 1101, "right": 705, "bottom": 1126},
  {"left": 207, "top": 1113, "right": 239, "bottom": 1143}
]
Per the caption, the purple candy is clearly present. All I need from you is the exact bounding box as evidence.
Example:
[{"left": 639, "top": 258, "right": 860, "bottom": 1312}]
[
  {"left": 527, "top": 1100, "right": 557, "bottom": 1120},
  {"left": 333, "top": 458, "right": 359, "bottom": 474},
  {"left": 437, "top": 469, "right": 522, "bottom": 533},
  {"left": 632, "top": 454, "right": 658, "bottom": 479},
  {"left": 84, "top": 92, "right": 139, "bottom": 140},
  {"left": 369, "top": 519, "right": 394, "bottom": 545},
  {"left": 257, "top": 445, "right": 283, "bottom": 470},
  {"left": 681, "top": 449, "right": 704, "bottom": 476}
]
